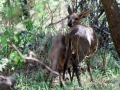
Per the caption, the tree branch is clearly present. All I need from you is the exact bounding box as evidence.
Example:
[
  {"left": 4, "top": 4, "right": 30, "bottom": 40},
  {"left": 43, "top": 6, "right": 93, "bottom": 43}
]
[
  {"left": 7, "top": 40, "right": 59, "bottom": 76},
  {"left": 48, "top": 16, "right": 67, "bottom": 26},
  {"left": 7, "top": 40, "right": 67, "bottom": 86}
]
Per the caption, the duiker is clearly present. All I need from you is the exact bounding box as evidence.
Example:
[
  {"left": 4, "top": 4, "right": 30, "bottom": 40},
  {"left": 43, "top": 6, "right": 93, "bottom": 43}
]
[
  {"left": 47, "top": 34, "right": 72, "bottom": 87},
  {"left": 63, "top": 6, "right": 98, "bottom": 88}
]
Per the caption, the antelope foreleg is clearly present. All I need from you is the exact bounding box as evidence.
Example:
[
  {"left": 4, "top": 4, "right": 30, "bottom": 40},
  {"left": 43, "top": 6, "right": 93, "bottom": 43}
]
[{"left": 86, "top": 58, "right": 93, "bottom": 82}]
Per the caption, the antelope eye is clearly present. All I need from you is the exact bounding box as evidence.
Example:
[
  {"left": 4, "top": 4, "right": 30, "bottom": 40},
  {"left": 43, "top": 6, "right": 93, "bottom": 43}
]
[{"left": 75, "top": 18, "right": 78, "bottom": 20}]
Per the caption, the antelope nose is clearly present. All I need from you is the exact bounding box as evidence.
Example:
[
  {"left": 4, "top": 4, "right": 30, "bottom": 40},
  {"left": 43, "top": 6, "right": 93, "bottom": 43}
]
[{"left": 68, "top": 22, "right": 73, "bottom": 27}]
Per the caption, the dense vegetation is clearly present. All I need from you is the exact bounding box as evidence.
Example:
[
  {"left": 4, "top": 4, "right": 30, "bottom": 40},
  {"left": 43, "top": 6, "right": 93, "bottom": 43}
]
[{"left": 0, "top": 0, "right": 120, "bottom": 90}]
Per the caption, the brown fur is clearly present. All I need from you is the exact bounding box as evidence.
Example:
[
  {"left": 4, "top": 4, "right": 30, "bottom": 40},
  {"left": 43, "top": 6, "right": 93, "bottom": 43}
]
[
  {"left": 0, "top": 75, "right": 17, "bottom": 90},
  {"left": 47, "top": 34, "right": 72, "bottom": 86},
  {"left": 63, "top": 6, "right": 98, "bottom": 88}
]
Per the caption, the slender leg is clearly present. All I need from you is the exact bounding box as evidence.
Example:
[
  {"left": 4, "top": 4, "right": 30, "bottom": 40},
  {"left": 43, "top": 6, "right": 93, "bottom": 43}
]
[
  {"left": 86, "top": 58, "right": 93, "bottom": 82},
  {"left": 59, "top": 72, "right": 66, "bottom": 87},
  {"left": 68, "top": 67, "right": 75, "bottom": 82},
  {"left": 63, "top": 49, "right": 71, "bottom": 80},
  {"left": 68, "top": 68, "right": 72, "bottom": 81},
  {"left": 59, "top": 73, "right": 63, "bottom": 87},
  {"left": 71, "top": 55, "right": 83, "bottom": 88},
  {"left": 71, "top": 69, "right": 74, "bottom": 81},
  {"left": 70, "top": 57, "right": 75, "bottom": 82},
  {"left": 74, "top": 61, "right": 83, "bottom": 87},
  {"left": 49, "top": 57, "right": 58, "bottom": 86},
  {"left": 63, "top": 62, "right": 67, "bottom": 80}
]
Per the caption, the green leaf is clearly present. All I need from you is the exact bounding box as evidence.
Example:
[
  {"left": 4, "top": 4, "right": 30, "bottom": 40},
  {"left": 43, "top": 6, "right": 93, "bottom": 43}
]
[
  {"left": 40, "top": 12, "right": 45, "bottom": 16},
  {"left": 14, "top": 59, "right": 18, "bottom": 64},
  {"left": 4, "top": 30, "right": 9, "bottom": 35},
  {"left": 0, "top": 35, "right": 7, "bottom": 45},
  {"left": 18, "top": 62, "right": 23, "bottom": 68},
  {"left": 14, "top": 35, "right": 19, "bottom": 43},
  {"left": 14, "top": 31, "right": 19, "bottom": 35},
  {"left": 6, "top": 6, "right": 14, "bottom": 18},
  {"left": 20, "top": 58, "right": 24, "bottom": 63},
  {"left": 34, "top": 4, "right": 44, "bottom": 10}
]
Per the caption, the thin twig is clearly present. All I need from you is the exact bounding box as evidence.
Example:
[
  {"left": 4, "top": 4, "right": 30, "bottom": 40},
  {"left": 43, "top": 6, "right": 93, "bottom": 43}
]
[{"left": 48, "top": 16, "right": 67, "bottom": 26}]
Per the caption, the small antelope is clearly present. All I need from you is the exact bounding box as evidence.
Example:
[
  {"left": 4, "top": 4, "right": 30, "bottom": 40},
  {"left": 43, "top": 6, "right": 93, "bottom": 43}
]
[
  {"left": 47, "top": 34, "right": 72, "bottom": 87},
  {"left": 63, "top": 6, "right": 98, "bottom": 87}
]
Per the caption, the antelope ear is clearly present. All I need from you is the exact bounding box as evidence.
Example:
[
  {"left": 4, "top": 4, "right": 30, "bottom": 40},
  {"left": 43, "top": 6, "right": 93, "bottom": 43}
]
[
  {"left": 79, "top": 10, "right": 91, "bottom": 18},
  {"left": 68, "top": 5, "right": 73, "bottom": 15}
]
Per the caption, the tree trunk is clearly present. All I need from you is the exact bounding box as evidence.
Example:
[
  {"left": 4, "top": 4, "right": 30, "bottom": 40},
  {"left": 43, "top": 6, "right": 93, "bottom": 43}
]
[{"left": 101, "top": 0, "right": 120, "bottom": 57}]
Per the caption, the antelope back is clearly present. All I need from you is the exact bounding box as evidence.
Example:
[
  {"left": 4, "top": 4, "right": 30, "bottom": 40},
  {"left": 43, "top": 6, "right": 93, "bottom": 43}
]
[
  {"left": 63, "top": 6, "right": 98, "bottom": 87},
  {"left": 49, "top": 34, "right": 66, "bottom": 71},
  {"left": 52, "top": 34, "right": 65, "bottom": 48},
  {"left": 66, "top": 6, "right": 98, "bottom": 57},
  {"left": 50, "top": 34, "right": 72, "bottom": 71},
  {"left": 66, "top": 25, "right": 98, "bottom": 61}
]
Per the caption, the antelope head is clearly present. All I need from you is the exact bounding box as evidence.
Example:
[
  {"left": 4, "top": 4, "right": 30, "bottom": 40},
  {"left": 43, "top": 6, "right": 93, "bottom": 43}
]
[{"left": 67, "top": 6, "right": 91, "bottom": 27}]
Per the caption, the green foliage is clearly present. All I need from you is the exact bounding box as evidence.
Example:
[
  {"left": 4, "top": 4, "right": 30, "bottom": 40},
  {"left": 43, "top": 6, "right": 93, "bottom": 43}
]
[
  {"left": 9, "top": 51, "right": 24, "bottom": 67},
  {"left": 0, "top": 58, "right": 9, "bottom": 72},
  {"left": 0, "top": 0, "right": 120, "bottom": 89},
  {"left": 13, "top": 62, "right": 120, "bottom": 90},
  {"left": 0, "top": 34, "right": 7, "bottom": 45},
  {"left": 0, "top": 50, "right": 24, "bottom": 75},
  {"left": 0, "top": 0, "right": 56, "bottom": 75}
]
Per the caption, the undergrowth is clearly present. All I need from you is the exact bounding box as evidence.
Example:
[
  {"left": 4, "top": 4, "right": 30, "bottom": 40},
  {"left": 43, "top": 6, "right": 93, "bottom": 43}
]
[{"left": 13, "top": 50, "right": 120, "bottom": 90}]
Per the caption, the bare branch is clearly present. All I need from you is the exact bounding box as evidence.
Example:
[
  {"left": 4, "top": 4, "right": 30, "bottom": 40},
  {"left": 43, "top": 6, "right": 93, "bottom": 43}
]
[
  {"left": 7, "top": 40, "right": 67, "bottom": 86},
  {"left": 48, "top": 16, "right": 67, "bottom": 26},
  {"left": 7, "top": 40, "right": 59, "bottom": 76}
]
